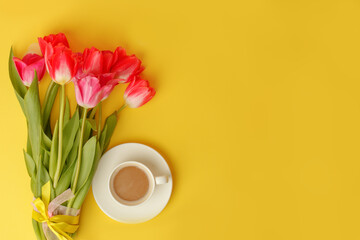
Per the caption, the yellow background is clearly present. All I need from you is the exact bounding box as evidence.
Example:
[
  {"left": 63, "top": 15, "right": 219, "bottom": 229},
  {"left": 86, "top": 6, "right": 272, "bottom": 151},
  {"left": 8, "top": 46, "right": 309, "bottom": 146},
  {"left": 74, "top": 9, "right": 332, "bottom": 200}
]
[{"left": 0, "top": 0, "right": 360, "bottom": 239}]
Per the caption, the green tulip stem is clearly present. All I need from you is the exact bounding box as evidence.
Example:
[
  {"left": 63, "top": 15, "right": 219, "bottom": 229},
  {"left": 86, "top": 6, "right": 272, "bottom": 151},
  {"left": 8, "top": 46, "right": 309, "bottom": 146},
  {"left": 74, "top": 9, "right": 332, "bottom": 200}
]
[
  {"left": 97, "top": 102, "right": 102, "bottom": 140},
  {"left": 53, "top": 84, "right": 65, "bottom": 188},
  {"left": 117, "top": 104, "right": 127, "bottom": 117}
]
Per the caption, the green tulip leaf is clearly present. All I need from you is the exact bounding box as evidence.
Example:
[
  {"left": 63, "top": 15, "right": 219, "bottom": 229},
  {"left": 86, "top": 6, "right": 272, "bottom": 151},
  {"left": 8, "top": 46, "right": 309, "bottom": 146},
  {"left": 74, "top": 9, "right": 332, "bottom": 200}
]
[
  {"left": 30, "top": 178, "right": 36, "bottom": 196},
  {"left": 26, "top": 133, "right": 33, "bottom": 158},
  {"left": 35, "top": 156, "right": 49, "bottom": 198},
  {"left": 32, "top": 219, "right": 42, "bottom": 240},
  {"left": 93, "top": 141, "right": 102, "bottom": 170},
  {"left": 60, "top": 109, "right": 79, "bottom": 172},
  {"left": 36, "top": 158, "right": 54, "bottom": 199},
  {"left": 72, "top": 142, "right": 101, "bottom": 209},
  {"left": 14, "top": 90, "right": 25, "bottom": 114},
  {"left": 63, "top": 128, "right": 80, "bottom": 173},
  {"left": 55, "top": 159, "right": 76, "bottom": 196},
  {"left": 99, "top": 125, "right": 107, "bottom": 152},
  {"left": 42, "top": 130, "right": 52, "bottom": 151},
  {"left": 87, "top": 105, "right": 98, "bottom": 119},
  {"left": 86, "top": 118, "right": 97, "bottom": 131},
  {"left": 24, "top": 73, "right": 42, "bottom": 164},
  {"left": 8, "top": 47, "right": 27, "bottom": 99},
  {"left": 23, "top": 150, "right": 36, "bottom": 179},
  {"left": 75, "top": 136, "right": 96, "bottom": 193},
  {"left": 83, "top": 117, "right": 94, "bottom": 144},
  {"left": 42, "top": 148, "right": 50, "bottom": 170},
  {"left": 41, "top": 81, "right": 59, "bottom": 131},
  {"left": 101, "top": 111, "right": 117, "bottom": 153}
]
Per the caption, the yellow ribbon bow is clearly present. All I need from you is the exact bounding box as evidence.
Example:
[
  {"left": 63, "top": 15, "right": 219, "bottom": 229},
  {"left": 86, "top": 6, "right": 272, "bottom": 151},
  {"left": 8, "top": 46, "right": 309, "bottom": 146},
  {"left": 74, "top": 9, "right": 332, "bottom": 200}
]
[{"left": 32, "top": 182, "right": 80, "bottom": 240}]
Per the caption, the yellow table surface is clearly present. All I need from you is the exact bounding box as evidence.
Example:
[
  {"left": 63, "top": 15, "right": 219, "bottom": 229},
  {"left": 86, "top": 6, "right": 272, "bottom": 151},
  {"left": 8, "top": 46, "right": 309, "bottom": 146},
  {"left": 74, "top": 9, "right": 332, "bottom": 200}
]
[{"left": 1, "top": 0, "right": 360, "bottom": 239}]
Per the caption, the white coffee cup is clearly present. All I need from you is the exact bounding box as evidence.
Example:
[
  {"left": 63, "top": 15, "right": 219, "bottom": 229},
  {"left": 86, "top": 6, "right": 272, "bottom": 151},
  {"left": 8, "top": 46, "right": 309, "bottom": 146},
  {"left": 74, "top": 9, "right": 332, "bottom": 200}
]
[{"left": 108, "top": 161, "right": 168, "bottom": 206}]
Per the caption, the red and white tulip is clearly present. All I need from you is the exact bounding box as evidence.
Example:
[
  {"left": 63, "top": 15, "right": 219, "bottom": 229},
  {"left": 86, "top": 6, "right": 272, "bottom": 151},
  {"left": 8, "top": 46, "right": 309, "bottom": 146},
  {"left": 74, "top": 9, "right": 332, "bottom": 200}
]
[
  {"left": 38, "top": 33, "right": 78, "bottom": 85},
  {"left": 124, "top": 78, "right": 155, "bottom": 108}
]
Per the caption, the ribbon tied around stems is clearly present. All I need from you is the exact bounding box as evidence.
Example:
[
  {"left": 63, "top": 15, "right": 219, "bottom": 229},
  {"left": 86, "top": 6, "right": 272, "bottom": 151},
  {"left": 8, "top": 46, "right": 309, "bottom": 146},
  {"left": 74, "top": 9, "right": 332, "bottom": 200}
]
[{"left": 32, "top": 181, "right": 80, "bottom": 240}]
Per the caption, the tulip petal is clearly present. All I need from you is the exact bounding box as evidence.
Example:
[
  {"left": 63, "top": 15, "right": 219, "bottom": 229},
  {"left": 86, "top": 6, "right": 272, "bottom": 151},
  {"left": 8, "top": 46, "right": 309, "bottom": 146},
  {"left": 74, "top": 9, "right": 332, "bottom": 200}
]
[
  {"left": 13, "top": 57, "right": 27, "bottom": 80},
  {"left": 28, "top": 58, "right": 45, "bottom": 80},
  {"left": 112, "top": 56, "right": 141, "bottom": 83},
  {"left": 54, "top": 54, "right": 73, "bottom": 84},
  {"left": 38, "top": 37, "right": 48, "bottom": 56},
  {"left": 112, "top": 47, "right": 127, "bottom": 64},
  {"left": 99, "top": 78, "right": 118, "bottom": 101},
  {"left": 83, "top": 47, "right": 102, "bottom": 75},
  {"left": 22, "top": 53, "right": 43, "bottom": 64},
  {"left": 22, "top": 66, "right": 36, "bottom": 86},
  {"left": 102, "top": 50, "right": 114, "bottom": 73}
]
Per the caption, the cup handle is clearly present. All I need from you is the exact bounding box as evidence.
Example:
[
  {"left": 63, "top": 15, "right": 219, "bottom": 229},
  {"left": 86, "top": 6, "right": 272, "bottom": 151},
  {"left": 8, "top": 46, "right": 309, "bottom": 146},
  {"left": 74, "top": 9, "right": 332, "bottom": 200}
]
[{"left": 155, "top": 176, "right": 169, "bottom": 185}]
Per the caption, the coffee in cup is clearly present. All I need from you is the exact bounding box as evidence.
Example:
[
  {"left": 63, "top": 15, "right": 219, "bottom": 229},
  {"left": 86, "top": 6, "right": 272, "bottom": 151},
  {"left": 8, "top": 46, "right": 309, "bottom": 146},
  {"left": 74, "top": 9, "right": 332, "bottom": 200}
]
[{"left": 109, "top": 161, "right": 168, "bottom": 206}]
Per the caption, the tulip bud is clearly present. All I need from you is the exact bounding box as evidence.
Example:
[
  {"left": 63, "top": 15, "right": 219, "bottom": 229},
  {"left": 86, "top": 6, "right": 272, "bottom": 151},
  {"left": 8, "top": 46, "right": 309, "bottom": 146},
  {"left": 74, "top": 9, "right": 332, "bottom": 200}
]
[{"left": 124, "top": 78, "right": 155, "bottom": 108}]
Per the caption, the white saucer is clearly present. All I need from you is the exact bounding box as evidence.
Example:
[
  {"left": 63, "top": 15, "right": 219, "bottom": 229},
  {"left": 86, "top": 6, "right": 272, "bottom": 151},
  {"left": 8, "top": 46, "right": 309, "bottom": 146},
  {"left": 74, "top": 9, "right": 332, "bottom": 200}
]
[{"left": 92, "top": 143, "right": 173, "bottom": 223}]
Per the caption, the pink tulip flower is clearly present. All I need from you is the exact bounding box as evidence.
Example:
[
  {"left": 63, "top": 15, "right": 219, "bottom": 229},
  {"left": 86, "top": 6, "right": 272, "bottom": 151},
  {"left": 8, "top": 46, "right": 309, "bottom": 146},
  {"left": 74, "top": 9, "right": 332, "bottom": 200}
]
[
  {"left": 124, "top": 78, "right": 155, "bottom": 108},
  {"left": 73, "top": 74, "right": 118, "bottom": 109},
  {"left": 13, "top": 53, "right": 45, "bottom": 87}
]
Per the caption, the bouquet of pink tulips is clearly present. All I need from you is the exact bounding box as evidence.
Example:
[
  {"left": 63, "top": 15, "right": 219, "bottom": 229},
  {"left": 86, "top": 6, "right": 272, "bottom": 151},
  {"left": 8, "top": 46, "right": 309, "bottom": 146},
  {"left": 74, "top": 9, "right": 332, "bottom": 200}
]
[{"left": 9, "top": 33, "right": 155, "bottom": 240}]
